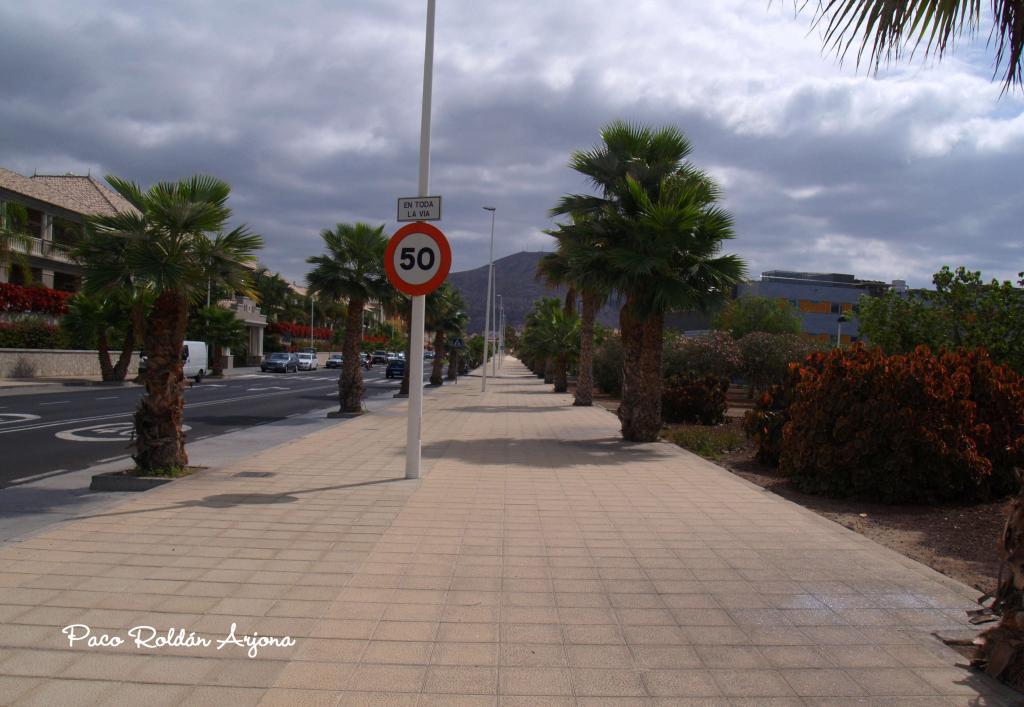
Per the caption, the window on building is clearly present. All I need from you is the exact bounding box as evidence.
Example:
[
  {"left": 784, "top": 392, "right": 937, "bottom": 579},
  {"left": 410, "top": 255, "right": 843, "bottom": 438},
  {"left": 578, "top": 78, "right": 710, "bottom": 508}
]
[
  {"left": 26, "top": 208, "right": 43, "bottom": 238},
  {"left": 830, "top": 303, "right": 840, "bottom": 314}
]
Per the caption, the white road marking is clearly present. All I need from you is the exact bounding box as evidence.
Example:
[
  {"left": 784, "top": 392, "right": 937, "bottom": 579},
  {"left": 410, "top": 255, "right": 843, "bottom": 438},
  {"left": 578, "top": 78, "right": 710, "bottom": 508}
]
[
  {"left": 56, "top": 422, "right": 191, "bottom": 442},
  {"left": 97, "top": 455, "right": 130, "bottom": 463},
  {"left": 39, "top": 400, "right": 71, "bottom": 406},
  {"left": 8, "top": 469, "right": 68, "bottom": 485},
  {"left": 95, "top": 396, "right": 119, "bottom": 400},
  {"left": 0, "top": 384, "right": 337, "bottom": 436},
  {"left": 247, "top": 386, "right": 290, "bottom": 391},
  {"left": 0, "top": 413, "right": 41, "bottom": 425}
]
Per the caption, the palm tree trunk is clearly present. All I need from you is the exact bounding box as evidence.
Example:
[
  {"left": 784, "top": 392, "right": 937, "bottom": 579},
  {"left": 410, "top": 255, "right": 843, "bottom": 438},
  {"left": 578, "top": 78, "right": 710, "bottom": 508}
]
[
  {"left": 399, "top": 310, "right": 412, "bottom": 396},
  {"left": 447, "top": 350, "right": 458, "bottom": 381},
  {"left": 111, "top": 319, "right": 135, "bottom": 381},
  {"left": 544, "top": 357, "right": 553, "bottom": 384},
  {"left": 554, "top": 353, "right": 568, "bottom": 393},
  {"left": 622, "top": 310, "right": 665, "bottom": 442},
  {"left": 430, "top": 331, "right": 445, "bottom": 385},
  {"left": 618, "top": 300, "right": 642, "bottom": 435},
  {"left": 574, "top": 292, "right": 597, "bottom": 406},
  {"left": 339, "top": 298, "right": 365, "bottom": 413},
  {"left": 210, "top": 343, "right": 224, "bottom": 377},
  {"left": 134, "top": 290, "right": 189, "bottom": 471},
  {"left": 96, "top": 328, "right": 114, "bottom": 382}
]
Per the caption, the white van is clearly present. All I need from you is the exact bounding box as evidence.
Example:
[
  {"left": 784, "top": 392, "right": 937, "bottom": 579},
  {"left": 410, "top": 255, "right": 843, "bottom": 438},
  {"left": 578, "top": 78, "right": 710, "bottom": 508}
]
[{"left": 182, "top": 341, "right": 209, "bottom": 382}]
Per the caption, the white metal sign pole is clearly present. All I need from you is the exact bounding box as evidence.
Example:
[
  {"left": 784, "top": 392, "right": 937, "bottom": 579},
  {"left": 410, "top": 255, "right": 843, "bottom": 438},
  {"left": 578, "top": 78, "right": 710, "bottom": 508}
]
[{"left": 406, "top": 0, "right": 435, "bottom": 481}]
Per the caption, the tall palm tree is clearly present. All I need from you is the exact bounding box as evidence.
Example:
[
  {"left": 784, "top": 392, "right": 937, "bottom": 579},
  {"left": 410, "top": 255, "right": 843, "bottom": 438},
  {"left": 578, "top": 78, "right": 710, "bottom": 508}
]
[
  {"left": 539, "top": 217, "right": 613, "bottom": 406},
  {"left": 795, "top": 0, "right": 1024, "bottom": 91},
  {"left": 306, "top": 222, "right": 391, "bottom": 414},
  {"left": 189, "top": 305, "right": 246, "bottom": 376},
  {"left": 87, "top": 175, "right": 261, "bottom": 471},
  {"left": 552, "top": 121, "right": 745, "bottom": 441}
]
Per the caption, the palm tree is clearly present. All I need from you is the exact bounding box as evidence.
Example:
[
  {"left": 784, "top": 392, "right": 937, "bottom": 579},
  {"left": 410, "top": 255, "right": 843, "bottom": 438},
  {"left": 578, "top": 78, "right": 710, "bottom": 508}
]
[
  {"left": 521, "top": 297, "right": 580, "bottom": 393},
  {"left": 306, "top": 222, "right": 391, "bottom": 414},
  {"left": 86, "top": 175, "right": 261, "bottom": 472},
  {"left": 426, "top": 284, "right": 468, "bottom": 386},
  {"left": 1, "top": 202, "right": 33, "bottom": 284},
  {"left": 552, "top": 121, "right": 745, "bottom": 442},
  {"left": 539, "top": 216, "right": 613, "bottom": 406},
  {"left": 794, "top": 0, "right": 1024, "bottom": 91},
  {"left": 190, "top": 305, "right": 246, "bottom": 376},
  {"left": 61, "top": 290, "right": 142, "bottom": 382}
]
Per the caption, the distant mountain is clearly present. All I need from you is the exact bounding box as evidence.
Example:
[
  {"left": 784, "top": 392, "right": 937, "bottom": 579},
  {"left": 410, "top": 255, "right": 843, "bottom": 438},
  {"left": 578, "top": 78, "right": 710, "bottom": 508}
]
[
  {"left": 446, "top": 252, "right": 581, "bottom": 334},
  {"left": 446, "top": 251, "right": 712, "bottom": 334}
]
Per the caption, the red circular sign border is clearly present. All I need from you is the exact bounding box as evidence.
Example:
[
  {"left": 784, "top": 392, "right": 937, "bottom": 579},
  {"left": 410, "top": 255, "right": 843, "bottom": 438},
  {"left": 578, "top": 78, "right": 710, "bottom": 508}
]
[{"left": 384, "top": 221, "right": 452, "bottom": 296}]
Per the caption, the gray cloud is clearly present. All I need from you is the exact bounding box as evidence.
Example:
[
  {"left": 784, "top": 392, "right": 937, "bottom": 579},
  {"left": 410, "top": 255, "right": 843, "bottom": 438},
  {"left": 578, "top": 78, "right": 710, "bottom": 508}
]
[{"left": 1, "top": 1, "right": 1021, "bottom": 293}]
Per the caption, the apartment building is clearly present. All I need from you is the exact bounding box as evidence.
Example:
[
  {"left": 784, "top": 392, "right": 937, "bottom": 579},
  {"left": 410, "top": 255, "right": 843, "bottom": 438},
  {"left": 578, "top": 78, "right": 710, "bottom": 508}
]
[
  {"left": 0, "top": 167, "right": 138, "bottom": 291},
  {"left": 738, "top": 270, "right": 908, "bottom": 345}
]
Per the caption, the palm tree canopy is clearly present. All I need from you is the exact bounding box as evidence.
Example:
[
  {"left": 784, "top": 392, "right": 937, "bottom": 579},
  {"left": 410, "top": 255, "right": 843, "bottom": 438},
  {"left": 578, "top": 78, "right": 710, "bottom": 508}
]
[
  {"left": 799, "top": 0, "right": 1024, "bottom": 91},
  {"left": 83, "top": 175, "right": 261, "bottom": 299},
  {"left": 306, "top": 222, "right": 392, "bottom": 304},
  {"left": 603, "top": 173, "right": 747, "bottom": 316}
]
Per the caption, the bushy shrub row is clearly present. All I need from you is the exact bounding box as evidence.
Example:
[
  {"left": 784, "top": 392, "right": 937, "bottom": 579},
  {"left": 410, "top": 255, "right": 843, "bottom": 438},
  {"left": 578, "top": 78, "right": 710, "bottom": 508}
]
[
  {"left": 0, "top": 283, "right": 72, "bottom": 316},
  {"left": 0, "top": 320, "right": 71, "bottom": 349},
  {"left": 662, "top": 373, "right": 729, "bottom": 425},
  {"left": 746, "top": 345, "right": 1024, "bottom": 503}
]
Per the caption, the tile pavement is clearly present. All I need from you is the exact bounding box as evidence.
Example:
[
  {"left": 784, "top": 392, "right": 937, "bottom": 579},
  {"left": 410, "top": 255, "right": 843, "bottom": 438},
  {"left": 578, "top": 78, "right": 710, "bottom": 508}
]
[{"left": 0, "top": 359, "right": 1017, "bottom": 705}]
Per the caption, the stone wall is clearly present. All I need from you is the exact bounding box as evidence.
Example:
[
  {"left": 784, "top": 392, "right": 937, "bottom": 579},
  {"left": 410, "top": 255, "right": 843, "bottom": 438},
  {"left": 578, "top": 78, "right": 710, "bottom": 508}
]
[{"left": 0, "top": 349, "right": 142, "bottom": 379}]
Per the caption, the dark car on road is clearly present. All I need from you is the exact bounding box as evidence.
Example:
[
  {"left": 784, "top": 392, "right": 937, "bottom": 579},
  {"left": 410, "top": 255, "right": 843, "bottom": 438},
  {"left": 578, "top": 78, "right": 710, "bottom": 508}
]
[
  {"left": 261, "top": 352, "right": 298, "bottom": 373},
  {"left": 372, "top": 350, "right": 389, "bottom": 365},
  {"left": 385, "top": 359, "right": 406, "bottom": 379},
  {"left": 325, "top": 353, "right": 343, "bottom": 369}
]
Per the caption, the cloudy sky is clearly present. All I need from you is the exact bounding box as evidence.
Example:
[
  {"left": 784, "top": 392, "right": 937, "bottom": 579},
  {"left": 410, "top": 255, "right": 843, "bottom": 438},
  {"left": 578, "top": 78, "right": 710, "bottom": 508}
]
[{"left": 2, "top": 1, "right": 1021, "bottom": 288}]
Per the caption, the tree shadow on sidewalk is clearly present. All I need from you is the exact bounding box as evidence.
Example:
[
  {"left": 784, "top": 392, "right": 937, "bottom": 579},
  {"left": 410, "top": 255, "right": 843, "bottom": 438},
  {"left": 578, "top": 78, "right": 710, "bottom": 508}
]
[
  {"left": 455, "top": 405, "right": 571, "bottom": 414},
  {"left": 422, "top": 436, "right": 673, "bottom": 468},
  {"left": 69, "top": 476, "right": 409, "bottom": 521}
]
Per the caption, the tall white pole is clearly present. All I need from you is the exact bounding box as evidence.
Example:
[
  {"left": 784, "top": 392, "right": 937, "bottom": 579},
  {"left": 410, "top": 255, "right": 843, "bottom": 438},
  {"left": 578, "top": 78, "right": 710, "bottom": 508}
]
[
  {"left": 406, "top": 0, "right": 435, "bottom": 481},
  {"left": 481, "top": 206, "right": 495, "bottom": 392},
  {"left": 310, "top": 293, "right": 315, "bottom": 348},
  {"left": 496, "top": 294, "right": 502, "bottom": 368},
  {"left": 491, "top": 286, "right": 498, "bottom": 377}
]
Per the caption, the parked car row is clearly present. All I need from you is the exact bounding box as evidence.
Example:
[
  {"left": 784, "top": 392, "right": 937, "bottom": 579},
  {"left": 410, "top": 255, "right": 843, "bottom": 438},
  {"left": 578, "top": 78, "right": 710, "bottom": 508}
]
[{"left": 260, "top": 351, "right": 381, "bottom": 373}]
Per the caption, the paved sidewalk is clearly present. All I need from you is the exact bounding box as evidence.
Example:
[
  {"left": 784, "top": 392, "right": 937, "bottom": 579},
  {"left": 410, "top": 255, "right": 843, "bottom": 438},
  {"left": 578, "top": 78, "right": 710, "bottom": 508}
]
[{"left": 0, "top": 360, "right": 1015, "bottom": 705}]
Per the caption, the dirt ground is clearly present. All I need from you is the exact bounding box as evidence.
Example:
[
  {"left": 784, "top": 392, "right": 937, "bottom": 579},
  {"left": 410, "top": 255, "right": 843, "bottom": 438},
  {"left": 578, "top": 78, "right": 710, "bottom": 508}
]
[{"left": 586, "top": 389, "right": 1006, "bottom": 595}]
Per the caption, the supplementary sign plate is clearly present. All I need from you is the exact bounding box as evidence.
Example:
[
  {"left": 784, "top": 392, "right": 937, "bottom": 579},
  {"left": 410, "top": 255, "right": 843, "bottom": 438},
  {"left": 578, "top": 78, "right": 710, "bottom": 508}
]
[{"left": 397, "top": 196, "right": 441, "bottom": 222}]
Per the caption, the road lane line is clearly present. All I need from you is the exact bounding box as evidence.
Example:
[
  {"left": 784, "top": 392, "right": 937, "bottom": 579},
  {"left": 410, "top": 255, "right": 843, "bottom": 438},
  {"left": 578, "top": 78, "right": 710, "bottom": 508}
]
[
  {"left": 95, "top": 396, "right": 119, "bottom": 400},
  {"left": 39, "top": 400, "right": 71, "bottom": 406},
  {"left": 0, "top": 383, "right": 339, "bottom": 435}
]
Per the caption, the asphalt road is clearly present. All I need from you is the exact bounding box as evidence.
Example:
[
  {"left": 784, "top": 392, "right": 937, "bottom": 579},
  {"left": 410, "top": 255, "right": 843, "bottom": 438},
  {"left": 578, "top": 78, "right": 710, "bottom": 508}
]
[{"left": 0, "top": 364, "right": 427, "bottom": 486}]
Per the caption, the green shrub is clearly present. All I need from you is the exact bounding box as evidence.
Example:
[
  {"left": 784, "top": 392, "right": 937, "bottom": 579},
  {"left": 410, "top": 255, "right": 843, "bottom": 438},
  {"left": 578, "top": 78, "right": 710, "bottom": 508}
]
[
  {"left": 0, "top": 320, "right": 71, "bottom": 349},
  {"left": 780, "top": 345, "right": 1023, "bottom": 503},
  {"left": 665, "top": 425, "right": 745, "bottom": 461},
  {"left": 663, "top": 331, "right": 740, "bottom": 379},
  {"left": 593, "top": 334, "right": 623, "bottom": 396},
  {"left": 662, "top": 373, "right": 729, "bottom": 425},
  {"left": 738, "top": 332, "right": 822, "bottom": 396}
]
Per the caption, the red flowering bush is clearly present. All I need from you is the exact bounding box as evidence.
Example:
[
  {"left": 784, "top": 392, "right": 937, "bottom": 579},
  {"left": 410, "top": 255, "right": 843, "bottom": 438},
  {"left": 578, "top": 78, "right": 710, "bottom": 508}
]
[
  {"left": 267, "top": 321, "right": 332, "bottom": 340},
  {"left": 743, "top": 365, "right": 800, "bottom": 467},
  {"left": 0, "top": 283, "right": 71, "bottom": 316},
  {"left": 778, "top": 345, "right": 1023, "bottom": 503}
]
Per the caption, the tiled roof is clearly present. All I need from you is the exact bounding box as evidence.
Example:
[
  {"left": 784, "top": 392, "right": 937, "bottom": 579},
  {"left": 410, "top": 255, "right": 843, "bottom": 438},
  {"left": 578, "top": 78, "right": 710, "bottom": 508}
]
[{"left": 0, "top": 167, "right": 139, "bottom": 217}]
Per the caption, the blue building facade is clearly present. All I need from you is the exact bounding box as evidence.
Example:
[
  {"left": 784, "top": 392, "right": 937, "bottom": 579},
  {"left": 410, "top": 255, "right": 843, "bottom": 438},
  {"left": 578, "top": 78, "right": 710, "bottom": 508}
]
[{"left": 737, "top": 271, "right": 906, "bottom": 345}]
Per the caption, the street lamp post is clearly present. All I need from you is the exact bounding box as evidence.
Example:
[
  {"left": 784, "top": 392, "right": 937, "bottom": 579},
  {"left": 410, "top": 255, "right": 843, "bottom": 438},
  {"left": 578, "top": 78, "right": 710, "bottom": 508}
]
[
  {"left": 481, "top": 206, "right": 496, "bottom": 392},
  {"left": 836, "top": 313, "right": 849, "bottom": 348},
  {"left": 496, "top": 294, "right": 503, "bottom": 367}
]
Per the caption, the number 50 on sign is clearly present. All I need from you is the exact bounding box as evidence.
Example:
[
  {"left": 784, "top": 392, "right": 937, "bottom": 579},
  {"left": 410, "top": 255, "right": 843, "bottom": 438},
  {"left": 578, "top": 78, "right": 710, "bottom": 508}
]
[{"left": 384, "top": 222, "right": 452, "bottom": 296}]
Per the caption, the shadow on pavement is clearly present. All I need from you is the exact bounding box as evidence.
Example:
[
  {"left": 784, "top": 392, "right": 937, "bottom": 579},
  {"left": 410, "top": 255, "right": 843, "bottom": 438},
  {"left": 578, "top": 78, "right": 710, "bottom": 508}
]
[
  {"left": 422, "top": 436, "right": 672, "bottom": 467},
  {"left": 70, "top": 476, "right": 408, "bottom": 520}
]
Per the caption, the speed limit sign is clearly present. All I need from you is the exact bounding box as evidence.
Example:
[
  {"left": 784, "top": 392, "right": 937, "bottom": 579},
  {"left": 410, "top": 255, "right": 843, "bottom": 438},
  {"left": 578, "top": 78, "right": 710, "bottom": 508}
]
[{"left": 384, "top": 221, "right": 452, "bottom": 296}]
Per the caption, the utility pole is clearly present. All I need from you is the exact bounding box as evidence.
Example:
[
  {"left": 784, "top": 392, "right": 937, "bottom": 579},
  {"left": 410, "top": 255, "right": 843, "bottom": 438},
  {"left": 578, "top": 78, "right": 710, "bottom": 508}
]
[{"left": 481, "top": 206, "right": 496, "bottom": 392}]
